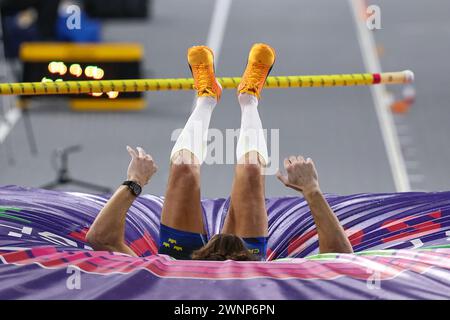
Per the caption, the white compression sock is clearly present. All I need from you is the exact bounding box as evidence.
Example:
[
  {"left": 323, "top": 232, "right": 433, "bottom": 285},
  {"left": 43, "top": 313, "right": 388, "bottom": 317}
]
[
  {"left": 170, "top": 96, "right": 216, "bottom": 164},
  {"left": 236, "top": 93, "right": 269, "bottom": 165}
]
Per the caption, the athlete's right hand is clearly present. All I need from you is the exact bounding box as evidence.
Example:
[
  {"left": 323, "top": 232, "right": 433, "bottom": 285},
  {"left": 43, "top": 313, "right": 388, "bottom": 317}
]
[
  {"left": 126, "top": 146, "right": 158, "bottom": 186},
  {"left": 276, "top": 156, "right": 320, "bottom": 198}
]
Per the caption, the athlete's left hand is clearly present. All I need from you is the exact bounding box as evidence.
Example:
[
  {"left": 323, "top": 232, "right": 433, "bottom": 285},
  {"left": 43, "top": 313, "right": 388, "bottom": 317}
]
[{"left": 126, "top": 146, "right": 158, "bottom": 186}]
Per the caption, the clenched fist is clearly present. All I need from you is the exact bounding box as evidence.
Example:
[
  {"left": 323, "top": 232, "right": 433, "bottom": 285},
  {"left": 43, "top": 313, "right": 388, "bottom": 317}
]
[
  {"left": 126, "top": 146, "right": 158, "bottom": 187},
  {"left": 277, "top": 156, "right": 320, "bottom": 197}
]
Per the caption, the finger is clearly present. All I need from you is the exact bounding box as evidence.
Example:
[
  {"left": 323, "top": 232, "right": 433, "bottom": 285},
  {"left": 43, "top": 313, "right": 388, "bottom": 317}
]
[
  {"left": 289, "top": 156, "right": 297, "bottom": 164},
  {"left": 284, "top": 158, "right": 290, "bottom": 169},
  {"left": 297, "top": 155, "right": 305, "bottom": 163},
  {"left": 126, "top": 146, "right": 138, "bottom": 158},
  {"left": 306, "top": 157, "right": 316, "bottom": 168},
  {"left": 137, "top": 146, "right": 146, "bottom": 158},
  {"left": 145, "top": 154, "right": 153, "bottom": 161},
  {"left": 309, "top": 160, "right": 318, "bottom": 175}
]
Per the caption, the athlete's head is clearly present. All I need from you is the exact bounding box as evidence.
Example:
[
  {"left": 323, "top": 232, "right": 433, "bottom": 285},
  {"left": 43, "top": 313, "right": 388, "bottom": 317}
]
[{"left": 191, "top": 234, "right": 259, "bottom": 261}]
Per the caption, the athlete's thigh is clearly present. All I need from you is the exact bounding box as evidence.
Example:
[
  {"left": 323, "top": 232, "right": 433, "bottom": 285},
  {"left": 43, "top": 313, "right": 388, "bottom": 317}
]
[
  {"left": 222, "top": 165, "right": 268, "bottom": 237},
  {"left": 161, "top": 156, "right": 204, "bottom": 234}
]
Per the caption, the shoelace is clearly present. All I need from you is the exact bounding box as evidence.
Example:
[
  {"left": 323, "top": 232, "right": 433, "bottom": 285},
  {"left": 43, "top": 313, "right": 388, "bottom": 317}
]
[
  {"left": 193, "top": 64, "right": 214, "bottom": 95},
  {"left": 244, "top": 62, "right": 269, "bottom": 93}
]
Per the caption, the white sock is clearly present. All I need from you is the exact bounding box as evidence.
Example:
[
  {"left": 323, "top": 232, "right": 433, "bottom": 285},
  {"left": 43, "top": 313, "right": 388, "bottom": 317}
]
[
  {"left": 236, "top": 93, "right": 268, "bottom": 165},
  {"left": 170, "top": 96, "right": 216, "bottom": 164}
]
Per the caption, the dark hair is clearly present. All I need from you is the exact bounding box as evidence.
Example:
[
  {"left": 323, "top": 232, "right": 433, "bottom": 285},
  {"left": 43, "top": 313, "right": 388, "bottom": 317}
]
[{"left": 191, "top": 234, "right": 259, "bottom": 261}]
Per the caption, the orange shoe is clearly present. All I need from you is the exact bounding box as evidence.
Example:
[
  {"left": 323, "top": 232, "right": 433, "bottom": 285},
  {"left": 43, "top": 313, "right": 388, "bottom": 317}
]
[
  {"left": 187, "top": 46, "right": 222, "bottom": 100},
  {"left": 237, "top": 43, "right": 276, "bottom": 99}
]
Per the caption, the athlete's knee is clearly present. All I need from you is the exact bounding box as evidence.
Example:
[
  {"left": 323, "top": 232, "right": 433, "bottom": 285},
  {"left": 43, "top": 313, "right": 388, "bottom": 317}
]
[
  {"left": 171, "top": 149, "right": 200, "bottom": 166},
  {"left": 170, "top": 162, "right": 200, "bottom": 185},
  {"left": 237, "top": 151, "right": 265, "bottom": 166}
]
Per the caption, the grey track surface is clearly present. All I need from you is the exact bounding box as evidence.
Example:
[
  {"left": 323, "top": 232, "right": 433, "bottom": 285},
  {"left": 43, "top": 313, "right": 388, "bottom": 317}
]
[
  {"left": 372, "top": 0, "right": 450, "bottom": 191},
  {"left": 0, "top": 0, "right": 448, "bottom": 197}
]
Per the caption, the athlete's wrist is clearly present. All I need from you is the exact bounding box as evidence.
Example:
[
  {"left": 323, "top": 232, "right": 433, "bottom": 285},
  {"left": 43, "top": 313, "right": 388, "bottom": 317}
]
[
  {"left": 302, "top": 186, "right": 322, "bottom": 200},
  {"left": 127, "top": 176, "right": 145, "bottom": 187}
]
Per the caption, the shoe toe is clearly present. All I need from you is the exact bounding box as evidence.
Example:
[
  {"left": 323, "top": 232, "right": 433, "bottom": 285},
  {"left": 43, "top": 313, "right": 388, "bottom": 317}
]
[
  {"left": 188, "top": 46, "right": 214, "bottom": 65},
  {"left": 250, "top": 43, "right": 275, "bottom": 65}
]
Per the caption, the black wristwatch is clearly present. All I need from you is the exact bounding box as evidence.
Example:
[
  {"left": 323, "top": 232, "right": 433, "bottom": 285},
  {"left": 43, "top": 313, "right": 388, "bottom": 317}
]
[{"left": 122, "top": 180, "right": 142, "bottom": 197}]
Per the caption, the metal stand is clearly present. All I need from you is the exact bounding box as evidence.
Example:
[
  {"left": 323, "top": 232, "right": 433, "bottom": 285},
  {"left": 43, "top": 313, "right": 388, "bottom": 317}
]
[{"left": 41, "top": 145, "right": 112, "bottom": 193}]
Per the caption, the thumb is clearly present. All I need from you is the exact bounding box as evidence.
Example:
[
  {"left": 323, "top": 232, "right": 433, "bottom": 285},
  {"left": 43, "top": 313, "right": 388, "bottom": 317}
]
[
  {"left": 126, "top": 146, "right": 137, "bottom": 158},
  {"left": 276, "top": 169, "right": 289, "bottom": 185}
]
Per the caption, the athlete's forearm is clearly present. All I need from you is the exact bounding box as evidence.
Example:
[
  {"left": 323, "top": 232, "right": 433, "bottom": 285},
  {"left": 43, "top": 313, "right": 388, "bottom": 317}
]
[
  {"left": 86, "top": 186, "right": 137, "bottom": 256},
  {"left": 303, "top": 189, "right": 353, "bottom": 254}
]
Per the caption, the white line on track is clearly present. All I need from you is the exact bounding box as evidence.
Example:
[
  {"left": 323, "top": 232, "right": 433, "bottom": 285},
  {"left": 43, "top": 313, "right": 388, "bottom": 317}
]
[
  {"left": 205, "top": 0, "right": 233, "bottom": 66},
  {"left": 348, "top": 0, "right": 411, "bottom": 192},
  {"left": 0, "top": 107, "right": 21, "bottom": 144},
  {"left": 191, "top": 0, "right": 232, "bottom": 110}
]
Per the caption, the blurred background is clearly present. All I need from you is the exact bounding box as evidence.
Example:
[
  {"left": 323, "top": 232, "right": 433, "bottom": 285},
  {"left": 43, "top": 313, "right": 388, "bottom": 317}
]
[{"left": 0, "top": 0, "right": 448, "bottom": 198}]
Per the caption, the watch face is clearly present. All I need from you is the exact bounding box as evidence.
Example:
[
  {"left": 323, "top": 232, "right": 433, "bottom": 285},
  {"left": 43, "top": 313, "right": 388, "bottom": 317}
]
[{"left": 132, "top": 183, "right": 142, "bottom": 195}]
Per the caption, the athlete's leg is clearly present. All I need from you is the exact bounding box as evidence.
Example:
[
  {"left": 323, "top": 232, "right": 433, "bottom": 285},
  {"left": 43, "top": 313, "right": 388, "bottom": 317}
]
[
  {"left": 161, "top": 149, "right": 204, "bottom": 233},
  {"left": 223, "top": 151, "right": 268, "bottom": 237},
  {"left": 223, "top": 94, "right": 269, "bottom": 237},
  {"left": 160, "top": 46, "right": 222, "bottom": 234},
  {"left": 222, "top": 43, "right": 275, "bottom": 238}
]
